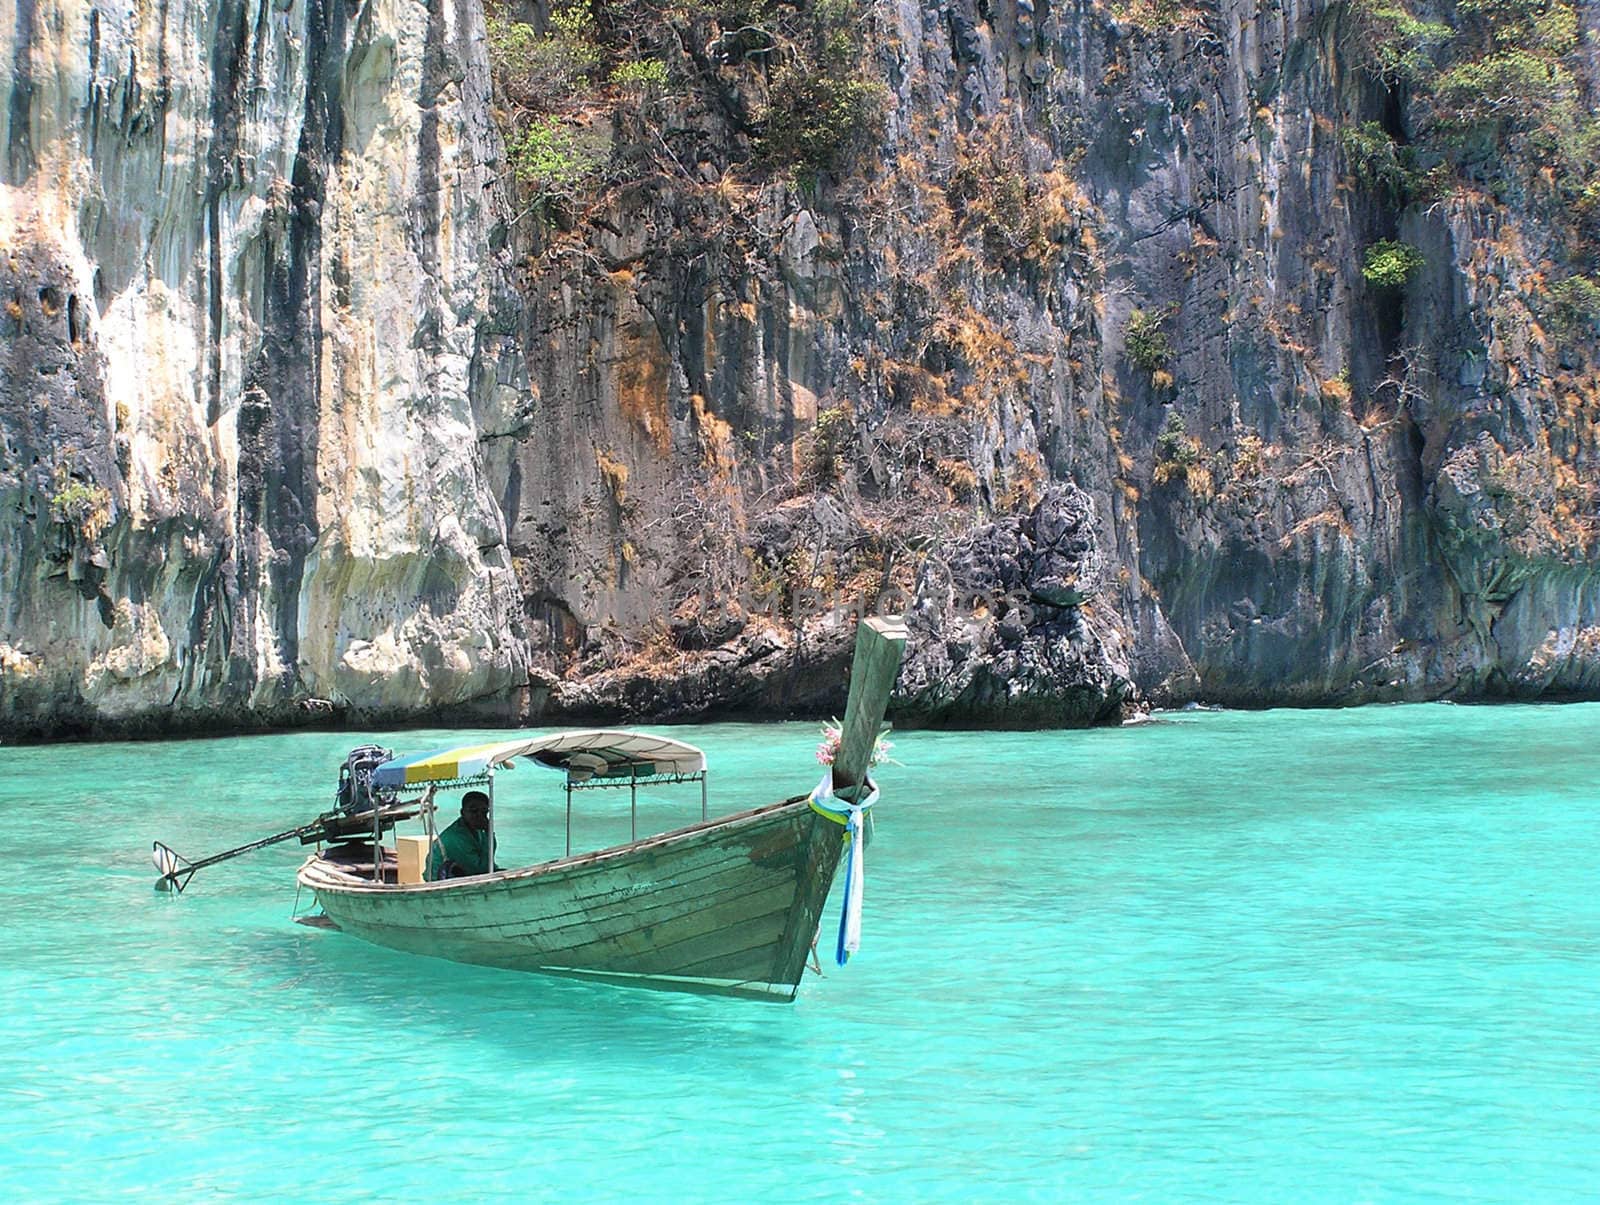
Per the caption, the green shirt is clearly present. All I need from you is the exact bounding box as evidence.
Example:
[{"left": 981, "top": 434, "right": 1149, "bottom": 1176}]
[{"left": 427, "top": 818, "right": 493, "bottom": 880}]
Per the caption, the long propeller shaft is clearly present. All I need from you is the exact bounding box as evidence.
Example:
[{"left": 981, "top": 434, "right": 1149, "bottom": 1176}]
[{"left": 152, "top": 804, "right": 419, "bottom": 893}]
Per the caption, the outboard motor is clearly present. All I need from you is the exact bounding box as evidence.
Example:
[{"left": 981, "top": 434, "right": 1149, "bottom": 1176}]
[
  {"left": 308, "top": 745, "right": 402, "bottom": 845},
  {"left": 335, "top": 744, "right": 396, "bottom": 816}
]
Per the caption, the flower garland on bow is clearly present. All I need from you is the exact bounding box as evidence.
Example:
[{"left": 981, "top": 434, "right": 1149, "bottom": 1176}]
[{"left": 815, "top": 721, "right": 896, "bottom": 768}]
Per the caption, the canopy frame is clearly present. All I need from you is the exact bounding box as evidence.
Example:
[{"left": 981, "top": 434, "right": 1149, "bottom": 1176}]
[
  {"left": 369, "top": 730, "right": 709, "bottom": 877},
  {"left": 562, "top": 767, "right": 709, "bottom": 855}
]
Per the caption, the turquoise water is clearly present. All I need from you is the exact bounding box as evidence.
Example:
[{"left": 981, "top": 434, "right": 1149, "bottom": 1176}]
[{"left": 2, "top": 704, "right": 1598, "bottom": 1200}]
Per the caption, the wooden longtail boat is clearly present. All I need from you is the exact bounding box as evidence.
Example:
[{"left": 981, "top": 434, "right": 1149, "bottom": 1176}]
[{"left": 296, "top": 618, "right": 906, "bottom": 1000}]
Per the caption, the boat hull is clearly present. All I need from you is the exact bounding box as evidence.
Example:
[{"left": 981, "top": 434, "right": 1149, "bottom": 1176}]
[{"left": 297, "top": 795, "right": 844, "bottom": 1000}]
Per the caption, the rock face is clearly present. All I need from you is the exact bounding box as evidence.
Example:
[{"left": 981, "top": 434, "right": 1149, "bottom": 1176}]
[
  {"left": 2, "top": 0, "right": 1598, "bottom": 737},
  {"left": 898, "top": 485, "right": 1135, "bottom": 725},
  {"left": 2, "top": 0, "right": 531, "bottom": 733}
]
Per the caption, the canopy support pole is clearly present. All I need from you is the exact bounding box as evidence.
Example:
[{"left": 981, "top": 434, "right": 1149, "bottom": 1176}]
[
  {"left": 700, "top": 774, "right": 707, "bottom": 822},
  {"left": 630, "top": 771, "right": 638, "bottom": 843},
  {"left": 565, "top": 781, "right": 573, "bottom": 856},
  {"left": 370, "top": 779, "right": 382, "bottom": 883},
  {"left": 486, "top": 772, "right": 497, "bottom": 873}
]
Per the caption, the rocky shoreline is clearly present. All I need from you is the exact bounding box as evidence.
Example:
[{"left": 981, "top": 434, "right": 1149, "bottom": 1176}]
[{"left": 9, "top": 480, "right": 1590, "bottom": 744}]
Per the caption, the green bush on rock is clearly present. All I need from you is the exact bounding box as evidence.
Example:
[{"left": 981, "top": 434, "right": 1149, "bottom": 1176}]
[
  {"left": 487, "top": 4, "right": 601, "bottom": 111},
  {"left": 1361, "top": 240, "right": 1425, "bottom": 289},
  {"left": 1126, "top": 308, "right": 1173, "bottom": 374},
  {"left": 1340, "top": 122, "right": 1417, "bottom": 204},
  {"left": 1345, "top": 0, "right": 1451, "bottom": 85},
  {"left": 48, "top": 476, "right": 112, "bottom": 543},
  {"left": 611, "top": 59, "right": 668, "bottom": 89},
  {"left": 756, "top": 0, "right": 886, "bottom": 176},
  {"left": 507, "top": 116, "right": 606, "bottom": 194},
  {"left": 1545, "top": 276, "right": 1600, "bottom": 344}
]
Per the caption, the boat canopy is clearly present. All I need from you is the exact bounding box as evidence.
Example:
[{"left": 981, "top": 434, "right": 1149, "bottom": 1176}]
[{"left": 371, "top": 730, "right": 707, "bottom": 790}]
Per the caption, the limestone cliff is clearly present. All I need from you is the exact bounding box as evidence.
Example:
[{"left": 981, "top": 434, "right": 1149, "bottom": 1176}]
[
  {"left": 2, "top": 0, "right": 1598, "bottom": 737},
  {"left": 2, "top": 0, "right": 530, "bottom": 733}
]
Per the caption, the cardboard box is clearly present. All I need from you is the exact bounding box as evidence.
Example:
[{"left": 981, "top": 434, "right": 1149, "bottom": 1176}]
[{"left": 396, "top": 834, "right": 433, "bottom": 885}]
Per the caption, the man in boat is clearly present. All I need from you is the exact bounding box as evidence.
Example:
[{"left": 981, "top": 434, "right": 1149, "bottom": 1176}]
[{"left": 427, "top": 791, "right": 499, "bottom": 880}]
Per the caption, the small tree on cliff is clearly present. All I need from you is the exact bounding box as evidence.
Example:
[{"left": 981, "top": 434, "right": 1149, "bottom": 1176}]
[{"left": 1361, "top": 241, "right": 1425, "bottom": 289}]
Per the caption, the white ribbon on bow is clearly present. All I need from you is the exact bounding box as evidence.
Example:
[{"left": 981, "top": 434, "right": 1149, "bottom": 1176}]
[{"left": 810, "top": 772, "right": 879, "bottom": 966}]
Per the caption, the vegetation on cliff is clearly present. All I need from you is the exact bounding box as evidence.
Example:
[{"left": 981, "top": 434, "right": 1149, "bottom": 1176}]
[
  {"left": 1337, "top": 0, "right": 1599, "bottom": 562},
  {"left": 1341, "top": 0, "right": 1598, "bottom": 225},
  {"left": 484, "top": 0, "right": 885, "bottom": 210},
  {"left": 464, "top": 0, "right": 1600, "bottom": 712}
]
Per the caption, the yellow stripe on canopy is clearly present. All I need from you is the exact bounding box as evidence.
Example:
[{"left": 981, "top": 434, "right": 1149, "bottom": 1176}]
[{"left": 379, "top": 741, "right": 529, "bottom": 787}]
